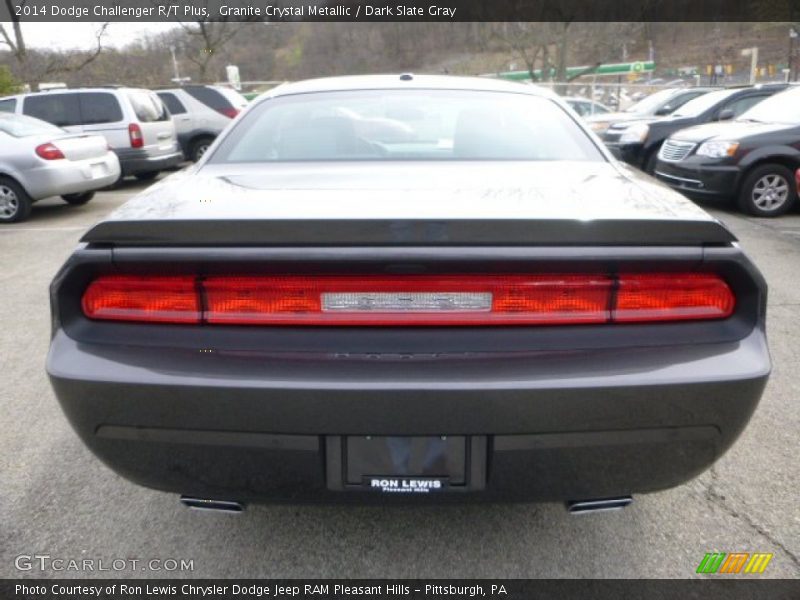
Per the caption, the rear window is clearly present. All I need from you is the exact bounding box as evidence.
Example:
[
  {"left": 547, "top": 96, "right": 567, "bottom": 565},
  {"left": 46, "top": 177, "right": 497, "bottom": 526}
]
[
  {"left": 125, "top": 90, "right": 169, "bottom": 122},
  {"left": 0, "top": 113, "right": 63, "bottom": 137},
  {"left": 184, "top": 86, "right": 234, "bottom": 111},
  {"left": 23, "top": 93, "right": 81, "bottom": 127},
  {"left": 0, "top": 98, "right": 16, "bottom": 113},
  {"left": 157, "top": 92, "right": 187, "bottom": 115},
  {"left": 209, "top": 90, "right": 604, "bottom": 163},
  {"left": 79, "top": 92, "right": 123, "bottom": 124}
]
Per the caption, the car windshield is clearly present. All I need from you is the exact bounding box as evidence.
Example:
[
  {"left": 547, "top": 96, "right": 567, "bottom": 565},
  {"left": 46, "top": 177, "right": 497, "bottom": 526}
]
[
  {"left": 738, "top": 89, "right": 800, "bottom": 124},
  {"left": 209, "top": 89, "right": 604, "bottom": 163},
  {"left": 0, "top": 113, "right": 64, "bottom": 137},
  {"left": 625, "top": 89, "right": 679, "bottom": 115},
  {"left": 672, "top": 89, "right": 736, "bottom": 117}
]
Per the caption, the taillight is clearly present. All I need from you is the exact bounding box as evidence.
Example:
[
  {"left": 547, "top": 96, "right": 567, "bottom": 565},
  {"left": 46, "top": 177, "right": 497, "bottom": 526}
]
[
  {"left": 218, "top": 107, "right": 239, "bottom": 119},
  {"left": 203, "top": 275, "right": 613, "bottom": 325},
  {"left": 615, "top": 273, "right": 735, "bottom": 322},
  {"left": 80, "top": 273, "right": 735, "bottom": 326},
  {"left": 35, "top": 143, "right": 65, "bottom": 160},
  {"left": 128, "top": 123, "right": 143, "bottom": 148},
  {"left": 795, "top": 168, "right": 800, "bottom": 193},
  {"left": 82, "top": 276, "right": 200, "bottom": 323}
]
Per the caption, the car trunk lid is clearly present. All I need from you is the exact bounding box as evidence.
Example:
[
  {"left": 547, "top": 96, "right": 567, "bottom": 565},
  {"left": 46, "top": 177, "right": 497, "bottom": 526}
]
[{"left": 81, "top": 161, "right": 736, "bottom": 246}]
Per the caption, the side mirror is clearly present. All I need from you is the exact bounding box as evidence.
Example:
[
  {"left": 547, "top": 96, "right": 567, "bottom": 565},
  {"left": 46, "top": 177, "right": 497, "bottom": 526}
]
[
  {"left": 717, "top": 109, "right": 735, "bottom": 121},
  {"left": 655, "top": 106, "right": 672, "bottom": 116}
]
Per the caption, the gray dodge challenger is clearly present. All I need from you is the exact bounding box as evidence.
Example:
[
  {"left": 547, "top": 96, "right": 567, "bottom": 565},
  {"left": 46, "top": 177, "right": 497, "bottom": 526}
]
[{"left": 47, "top": 75, "right": 770, "bottom": 512}]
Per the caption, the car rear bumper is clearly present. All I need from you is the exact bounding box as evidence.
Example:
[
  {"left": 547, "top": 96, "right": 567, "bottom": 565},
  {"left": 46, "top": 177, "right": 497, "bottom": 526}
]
[
  {"left": 115, "top": 148, "right": 183, "bottom": 176},
  {"left": 23, "top": 154, "right": 120, "bottom": 201},
  {"left": 655, "top": 160, "right": 741, "bottom": 198},
  {"left": 47, "top": 327, "right": 770, "bottom": 503}
]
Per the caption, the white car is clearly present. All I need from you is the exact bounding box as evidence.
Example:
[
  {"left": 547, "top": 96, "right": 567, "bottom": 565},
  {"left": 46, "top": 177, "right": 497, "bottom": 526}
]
[
  {"left": 156, "top": 85, "right": 248, "bottom": 161},
  {"left": 0, "top": 112, "right": 120, "bottom": 222},
  {"left": 0, "top": 87, "right": 182, "bottom": 181}
]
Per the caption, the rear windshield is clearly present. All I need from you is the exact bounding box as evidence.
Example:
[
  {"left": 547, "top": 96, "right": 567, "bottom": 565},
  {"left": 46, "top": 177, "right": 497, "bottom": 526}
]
[
  {"left": 209, "top": 90, "right": 604, "bottom": 163},
  {"left": 0, "top": 113, "right": 63, "bottom": 137},
  {"left": 185, "top": 86, "right": 234, "bottom": 111},
  {"left": 126, "top": 90, "right": 169, "bottom": 122}
]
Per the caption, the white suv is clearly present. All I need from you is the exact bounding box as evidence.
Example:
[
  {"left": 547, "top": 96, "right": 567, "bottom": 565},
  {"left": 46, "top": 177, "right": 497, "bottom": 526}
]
[
  {"left": 0, "top": 87, "right": 182, "bottom": 181},
  {"left": 156, "top": 85, "right": 248, "bottom": 162}
]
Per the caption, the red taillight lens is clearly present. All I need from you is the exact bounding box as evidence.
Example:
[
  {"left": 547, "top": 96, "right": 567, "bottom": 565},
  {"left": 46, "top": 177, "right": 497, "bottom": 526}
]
[
  {"left": 35, "top": 143, "right": 65, "bottom": 160},
  {"left": 80, "top": 273, "right": 735, "bottom": 326},
  {"left": 203, "top": 275, "right": 613, "bottom": 325},
  {"left": 82, "top": 276, "right": 200, "bottom": 323},
  {"left": 614, "top": 273, "right": 735, "bottom": 322},
  {"left": 218, "top": 107, "right": 240, "bottom": 119},
  {"left": 795, "top": 168, "right": 800, "bottom": 193},
  {"left": 128, "top": 123, "right": 143, "bottom": 148}
]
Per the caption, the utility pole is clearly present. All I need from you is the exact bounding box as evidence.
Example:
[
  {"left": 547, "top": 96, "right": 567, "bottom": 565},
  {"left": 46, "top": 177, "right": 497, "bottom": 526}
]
[{"left": 790, "top": 27, "right": 798, "bottom": 82}]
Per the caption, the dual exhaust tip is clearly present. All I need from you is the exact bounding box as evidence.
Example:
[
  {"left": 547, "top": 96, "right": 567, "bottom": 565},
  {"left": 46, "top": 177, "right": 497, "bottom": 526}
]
[
  {"left": 180, "top": 496, "right": 245, "bottom": 513},
  {"left": 566, "top": 496, "right": 633, "bottom": 514},
  {"left": 180, "top": 495, "right": 633, "bottom": 514}
]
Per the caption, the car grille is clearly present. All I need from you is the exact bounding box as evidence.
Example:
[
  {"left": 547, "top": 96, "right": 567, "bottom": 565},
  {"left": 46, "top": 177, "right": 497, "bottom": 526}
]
[{"left": 659, "top": 140, "right": 696, "bottom": 162}]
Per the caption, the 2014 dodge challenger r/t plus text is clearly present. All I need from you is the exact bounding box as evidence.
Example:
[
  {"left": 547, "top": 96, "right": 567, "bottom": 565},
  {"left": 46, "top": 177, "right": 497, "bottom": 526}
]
[{"left": 46, "top": 75, "right": 770, "bottom": 512}]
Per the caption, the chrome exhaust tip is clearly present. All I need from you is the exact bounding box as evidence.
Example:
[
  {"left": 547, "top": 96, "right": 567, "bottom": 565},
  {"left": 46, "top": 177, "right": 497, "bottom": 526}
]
[
  {"left": 566, "top": 496, "right": 633, "bottom": 514},
  {"left": 180, "top": 496, "right": 245, "bottom": 513}
]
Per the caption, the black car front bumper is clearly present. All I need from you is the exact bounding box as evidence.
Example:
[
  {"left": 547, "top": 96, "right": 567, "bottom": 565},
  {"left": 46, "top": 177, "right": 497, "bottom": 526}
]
[{"left": 655, "top": 158, "right": 741, "bottom": 198}]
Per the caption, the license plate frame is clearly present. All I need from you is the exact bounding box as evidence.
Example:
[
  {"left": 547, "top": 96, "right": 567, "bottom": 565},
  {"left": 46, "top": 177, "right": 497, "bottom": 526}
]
[{"left": 325, "top": 435, "right": 487, "bottom": 493}]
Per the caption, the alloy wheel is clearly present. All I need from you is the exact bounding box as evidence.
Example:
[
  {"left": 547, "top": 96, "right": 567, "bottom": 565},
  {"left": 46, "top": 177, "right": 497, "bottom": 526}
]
[
  {"left": 752, "top": 174, "right": 789, "bottom": 211},
  {"left": 0, "top": 185, "right": 19, "bottom": 219}
]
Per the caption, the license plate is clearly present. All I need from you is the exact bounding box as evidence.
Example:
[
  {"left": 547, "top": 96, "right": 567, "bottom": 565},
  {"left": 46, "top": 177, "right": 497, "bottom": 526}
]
[
  {"left": 346, "top": 436, "right": 466, "bottom": 491},
  {"left": 90, "top": 163, "right": 107, "bottom": 178}
]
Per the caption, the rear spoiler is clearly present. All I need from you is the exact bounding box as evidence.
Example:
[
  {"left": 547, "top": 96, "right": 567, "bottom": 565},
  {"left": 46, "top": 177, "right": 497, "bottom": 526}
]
[{"left": 81, "top": 218, "right": 736, "bottom": 247}]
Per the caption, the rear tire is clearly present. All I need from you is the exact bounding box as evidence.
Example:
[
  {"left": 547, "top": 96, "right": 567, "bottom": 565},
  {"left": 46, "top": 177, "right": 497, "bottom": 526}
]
[
  {"left": 61, "top": 191, "right": 95, "bottom": 205},
  {"left": 0, "top": 177, "right": 33, "bottom": 223},
  {"left": 737, "top": 164, "right": 796, "bottom": 217},
  {"left": 189, "top": 137, "right": 214, "bottom": 162},
  {"left": 135, "top": 171, "right": 159, "bottom": 182}
]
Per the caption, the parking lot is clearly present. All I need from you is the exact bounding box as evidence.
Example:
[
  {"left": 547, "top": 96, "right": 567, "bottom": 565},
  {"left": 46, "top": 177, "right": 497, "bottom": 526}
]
[{"left": 1, "top": 180, "right": 798, "bottom": 579}]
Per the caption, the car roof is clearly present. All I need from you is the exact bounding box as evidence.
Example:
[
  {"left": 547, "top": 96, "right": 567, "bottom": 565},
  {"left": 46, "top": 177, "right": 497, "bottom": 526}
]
[
  {"left": 12, "top": 87, "right": 151, "bottom": 98},
  {"left": 256, "top": 74, "right": 556, "bottom": 103}
]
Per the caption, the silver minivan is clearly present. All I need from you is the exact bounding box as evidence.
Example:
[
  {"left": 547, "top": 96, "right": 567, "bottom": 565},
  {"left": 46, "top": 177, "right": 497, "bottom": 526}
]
[
  {"left": 156, "top": 85, "right": 248, "bottom": 161},
  {"left": 0, "top": 88, "right": 182, "bottom": 181}
]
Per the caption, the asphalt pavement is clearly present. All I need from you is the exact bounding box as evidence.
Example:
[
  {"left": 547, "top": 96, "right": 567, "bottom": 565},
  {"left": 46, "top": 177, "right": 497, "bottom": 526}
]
[{"left": 1, "top": 179, "right": 798, "bottom": 579}]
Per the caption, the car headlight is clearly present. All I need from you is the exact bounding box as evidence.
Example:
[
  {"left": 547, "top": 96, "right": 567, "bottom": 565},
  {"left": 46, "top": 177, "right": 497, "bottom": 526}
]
[
  {"left": 589, "top": 121, "right": 609, "bottom": 133},
  {"left": 618, "top": 123, "right": 649, "bottom": 144},
  {"left": 696, "top": 141, "right": 739, "bottom": 158}
]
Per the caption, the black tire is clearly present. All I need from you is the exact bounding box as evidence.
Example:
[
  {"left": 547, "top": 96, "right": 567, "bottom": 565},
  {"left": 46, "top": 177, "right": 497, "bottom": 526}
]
[
  {"left": 737, "top": 163, "right": 797, "bottom": 217},
  {"left": 61, "top": 191, "right": 95, "bottom": 205},
  {"left": 189, "top": 137, "right": 214, "bottom": 162},
  {"left": 0, "top": 177, "right": 33, "bottom": 223},
  {"left": 643, "top": 146, "right": 661, "bottom": 175},
  {"left": 135, "top": 171, "right": 159, "bottom": 182}
]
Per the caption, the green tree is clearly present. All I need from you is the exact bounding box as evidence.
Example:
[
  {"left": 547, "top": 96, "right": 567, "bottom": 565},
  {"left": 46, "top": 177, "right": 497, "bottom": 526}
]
[{"left": 0, "top": 64, "right": 20, "bottom": 94}]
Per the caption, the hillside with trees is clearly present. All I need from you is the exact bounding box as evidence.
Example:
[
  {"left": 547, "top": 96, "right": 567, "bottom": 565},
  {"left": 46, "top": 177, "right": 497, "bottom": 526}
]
[{"left": 1, "top": 22, "right": 798, "bottom": 91}]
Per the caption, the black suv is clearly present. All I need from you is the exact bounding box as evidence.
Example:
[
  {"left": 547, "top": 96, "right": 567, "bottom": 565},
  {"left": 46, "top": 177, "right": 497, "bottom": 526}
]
[
  {"left": 603, "top": 84, "right": 790, "bottom": 173},
  {"left": 654, "top": 87, "right": 800, "bottom": 217}
]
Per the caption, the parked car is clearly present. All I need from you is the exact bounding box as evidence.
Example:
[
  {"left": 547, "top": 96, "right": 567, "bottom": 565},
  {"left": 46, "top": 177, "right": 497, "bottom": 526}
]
[
  {"left": 604, "top": 84, "right": 790, "bottom": 173},
  {"left": 47, "top": 75, "right": 769, "bottom": 508},
  {"left": 655, "top": 87, "right": 800, "bottom": 217},
  {"left": 0, "top": 113, "right": 120, "bottom": 223},
  {"left": 585, "top": 87, "right": 715, "bottom": 136},
  {"left": 156, "top": 85, "right": 248, "bottom": 162},
  {"left": 0, "top": 87, "right": 182, "bottom": 181},
  {"left": 563, "top": 97, "right": 612, "bottom": 118}
]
